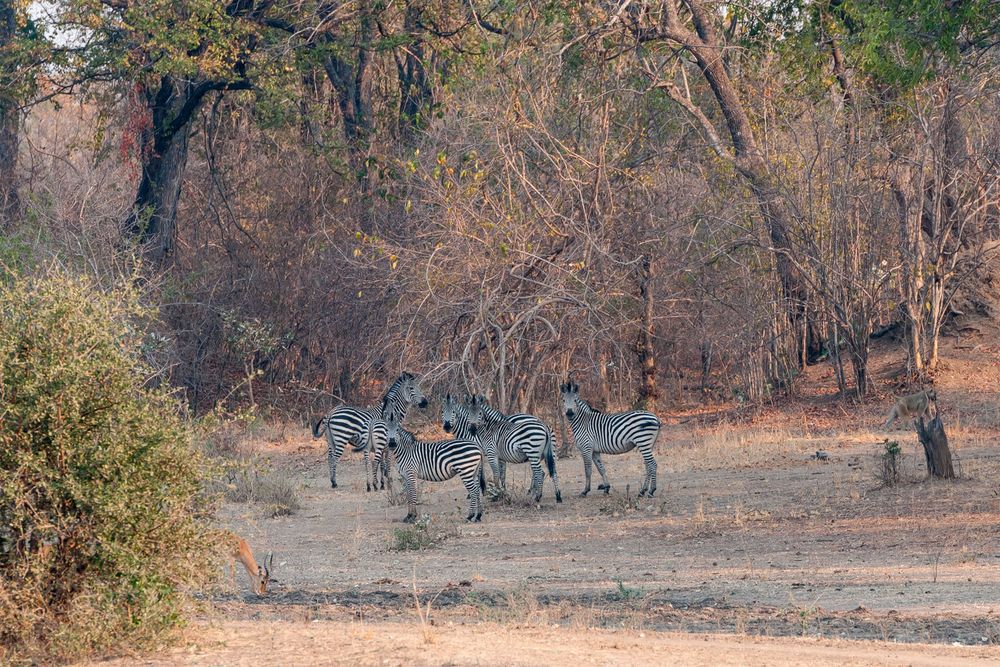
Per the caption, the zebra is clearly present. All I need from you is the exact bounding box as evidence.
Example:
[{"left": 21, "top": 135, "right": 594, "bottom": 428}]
[
  {"left": 380, "top": 408, "right": 485, "bottom": 522},
  {"left": 311, "top": 372, "right": 428, "bottom": 489},
  {"left": 442, "top": 393, "right": 562, "bottom": 503},
  {"left": 559, "top": 380, "right": 661, "bottom": 497}
]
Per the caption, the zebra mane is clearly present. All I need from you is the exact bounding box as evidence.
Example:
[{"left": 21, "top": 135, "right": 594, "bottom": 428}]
[
  {"left": 382, "top": 373, "right": 409, "bottom": 400},
  {"left": 577, "top": 397, "right": 601, "bottom": 414}
]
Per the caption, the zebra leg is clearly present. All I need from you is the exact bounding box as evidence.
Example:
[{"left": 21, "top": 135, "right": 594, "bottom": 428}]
[
  {"left": 326, "top": 429, "right": 341, "bottom": 488},
  {"left": 593, "top": 452, "right": 611, "bottom": 494},
  {"left": 498, "top": 460, "right": 508, "bottom": 490},
  {"left": 363, "top": 446, "right": 374, "bottom": 492},
  {"left": 403, "top": 472, "right": 418, "bottom": 523},
  {"left": 487, "top": 454, "right": 502, "bottom": 492},
  {"left": 639, "top": 451, "right": 658, "bottom": 497},
  {"left": 580, "top": 448, "right": 593, "bottom": 497},
  {"left": 543, "top": 437, "right": 563, "bottom": 503},
  {"left": 379, "top": 452, "right": 390, "bottom": 490},
  {"left": 461, "top": 471, "right": 481, "bottom": 522},
  {"left": 527, "top": 454, "right": 544, "bottom": 502}
]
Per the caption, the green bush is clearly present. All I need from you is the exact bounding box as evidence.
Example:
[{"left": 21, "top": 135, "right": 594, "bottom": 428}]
[
  {"left": 0, "top": 272, "right": 216, "bottom": 662},
  {"left": 391, "top": 515, "right": 458, "bottom": 551}
]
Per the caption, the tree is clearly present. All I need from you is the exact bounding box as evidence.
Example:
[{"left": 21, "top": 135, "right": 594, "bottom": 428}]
[
  {"left": 43, "top": 0, "right": 271, "bottom": 262},
  {"left": 0, "top": 0, "right": 20, "bottom": 221}
]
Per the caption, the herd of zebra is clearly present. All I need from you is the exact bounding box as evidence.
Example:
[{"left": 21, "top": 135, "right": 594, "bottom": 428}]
[{"left": 311, "top": 372, "right": 663, "bottom": 523}]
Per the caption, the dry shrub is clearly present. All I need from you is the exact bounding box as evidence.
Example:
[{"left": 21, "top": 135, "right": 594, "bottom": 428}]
[
  {"left": 221, "top": 464, "right": 302, "bottom": 517},
  {"left": 390, "top": 515, "right": 458, "bottom": 551},
  {"left": 875, "top": 439, "right": 903, "bottom": 487},
  {"left": 0, "top": 272, "right": 216, "bottom": 662},
  {"left": 197, "top": 413, "right": 302, "bottom": 517}
]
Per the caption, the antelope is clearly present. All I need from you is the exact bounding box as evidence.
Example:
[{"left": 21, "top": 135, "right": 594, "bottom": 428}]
[{"left": 230, "top": 534, "right": 273, "bottom": 596}]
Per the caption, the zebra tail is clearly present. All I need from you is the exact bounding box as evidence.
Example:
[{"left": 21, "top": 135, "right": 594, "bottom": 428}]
[
  {"left": 479, "top": 464, "right": 486, "bottom": 493},
  {"left": 311, "top": 419, "right": 324, "bottom": 438},
  {"left": 543, "top": 430, "right": 557, "bottom": 479}
]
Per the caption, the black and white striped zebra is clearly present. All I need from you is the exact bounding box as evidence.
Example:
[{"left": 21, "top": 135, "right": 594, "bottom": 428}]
[
  {"left": 311, "top": 372, "right": 428, "bottom": 489},
  {"left": 381, "top": 408, "right": 485, "bottom": 522},
  {"left": 559, "top": 380, "right": 661, "bottom": 497},
  {"left": 442, "top": 393, "right": 562, "bottom": 503}
]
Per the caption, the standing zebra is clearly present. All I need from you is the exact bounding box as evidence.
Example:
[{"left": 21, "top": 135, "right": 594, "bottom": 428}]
[
  {"left": 559, "top": 380, "right": 661, "bottom": 497},
  {"left": 381, "top": 408, "right": 485, "bottom": 522},
  {"left": 442, "top": 393, "right": 562, "bottom": 503},
  {"left": 311, "top": 372, "right": 428, "bottom": 489}
]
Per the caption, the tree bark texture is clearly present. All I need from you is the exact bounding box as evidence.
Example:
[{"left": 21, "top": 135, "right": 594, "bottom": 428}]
[
  {"left": 0, "top": 0, "right": 20, "bottom": 223},
  {"left": 916, "top": 415, "right": 955, "bottom": 478}
]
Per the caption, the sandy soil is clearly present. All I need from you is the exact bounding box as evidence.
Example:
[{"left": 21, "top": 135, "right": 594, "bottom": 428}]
[
  {"left": 87, "top": 338, "right": 1000, "bottom": 665},
  {"left": 83, "top": 619, "right": 1000, "bottom": 666},
  {"left": 212, "top": 421, "right": 1000, "bottom": 641}
]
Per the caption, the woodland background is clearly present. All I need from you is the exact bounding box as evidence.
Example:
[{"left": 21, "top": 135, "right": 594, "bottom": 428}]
[{"left": 1, "top": 0, "right": 998, "bottom": 417}]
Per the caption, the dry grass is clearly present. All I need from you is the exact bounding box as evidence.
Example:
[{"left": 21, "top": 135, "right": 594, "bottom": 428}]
[
  {"left": 669, "top": 425, "right": 809, "bottom": 471},
  {"left": 221, "top": 464, "right": 302, "bottom": 517}
]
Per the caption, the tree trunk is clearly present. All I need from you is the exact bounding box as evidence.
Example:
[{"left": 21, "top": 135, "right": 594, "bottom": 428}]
[
  {"left": 0, "top": 0, "right": 19, "bottom": 223},
  {"left": 123, "top": 78, "right": 202, "bottom": 263},
  {"left": 637, "top": 255, "right": 658, "bottom": 410},
  {"left": 395, "top": 1, "right": 433, "bottom": 141},
  {"left": 661, "top": 1, "right": 822, "bottom": 366},
  {"left": 916, "top": 415, "right": 955, "bottom": 478},
  {"left": 321, "top": 3, "right": 374, "bottom": 207}
]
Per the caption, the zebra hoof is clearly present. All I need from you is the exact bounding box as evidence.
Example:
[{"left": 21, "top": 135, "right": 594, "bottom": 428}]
[
  {"left": 579, "top": 490, "right": 589, "bottom": 497},
  {"left": 330, "top": 481, "right": 338, "bottom": 489},
  {"left": 603, "top": 486, "right": 611, "bottom": 495},
  {"left": 403, "top": 514, "right": 417, "bottom": 523},
  {"left": 638, "top": 490, "right": 646, "bottom": 498},
  {"left": 555, "top": 492, "right": 563, "bottom": 503},
  {"left": 597, "top": 483, "right": 609, "bottom": 490}
]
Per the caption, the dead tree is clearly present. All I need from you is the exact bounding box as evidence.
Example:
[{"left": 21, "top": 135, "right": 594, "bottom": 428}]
[{"left": 916, "top": 415, "right": 955, "bottom": 478}]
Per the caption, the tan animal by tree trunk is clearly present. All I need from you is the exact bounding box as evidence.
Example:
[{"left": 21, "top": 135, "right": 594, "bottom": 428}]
[{"left": 884, "top": 388, "right": 937, "bottom": 429}]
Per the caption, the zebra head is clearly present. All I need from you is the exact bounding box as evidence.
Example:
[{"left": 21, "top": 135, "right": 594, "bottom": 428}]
[
  {"left": 463, "top": 393, "right": 483, "bottom": 438},
  {"left": 401, "top": 372, "right": 429, "bottom": 409},
  {"left": 559, "top": 380, "right": 580, "bottom": 419},
  {"left": 384, "top": 408, "right": 402, "bottom": 449},
  {"left": 442, "top": 392, "right": 459, "bottom": 434}
]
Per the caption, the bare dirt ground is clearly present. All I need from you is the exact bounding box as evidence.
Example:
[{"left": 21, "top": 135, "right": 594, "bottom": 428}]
[
  {"left": 86, "top": 621, "right": 1000, "bottom": 666},
  {"left": 83, "top": 340, "right": 1000, "bottom": 665}
]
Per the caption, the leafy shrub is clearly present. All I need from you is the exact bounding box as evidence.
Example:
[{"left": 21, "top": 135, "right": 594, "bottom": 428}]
[
  {"left": 391, "top": 515, "right": 457, "bottom": 551},
  {"left": 0, "top": 272, "right": 216, "bottom": 662},
  {"left": 876, "top": 439, "right": 903, "bottom": 487}
]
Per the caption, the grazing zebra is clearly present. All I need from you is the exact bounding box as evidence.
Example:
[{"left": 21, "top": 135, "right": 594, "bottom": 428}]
[
  {"left": 559, "top": 380, "right": 661, "bottom": 497},
  {"left": 442, "top": 393, "right": 562, "bottom": 503},
  {"left": 311, "top": 372, "right": 428, "bottom": 489},
  {"left": 381, "top": 408, "right": 485, "bottom": 522}
]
